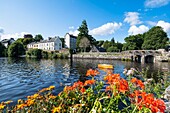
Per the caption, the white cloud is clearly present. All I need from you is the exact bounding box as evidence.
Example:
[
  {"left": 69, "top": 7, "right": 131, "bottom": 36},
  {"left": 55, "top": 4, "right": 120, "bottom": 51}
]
[
  {"left": 89, "top": 22, "right": 122, "bottom": 36},
  {"left": 145, "top": 0, "right": 170, "bottom": 8},
  {"left": 124, "top": 12, "right": 142, "bottom": 26},
  {"left": 69, "top": 30, "right": 79, "bottom": 36},
  {"left": 156, "top": 20, "right": 170, "bottom": 34},
  {"left": 1, "top": 32, "right": 30, "bottom": 40},
  {"left": 128, "top": 25, "right": 149, "bottom": 35},
  {"left": 69, "top": 26, "right": 74, "bottom": 30},
  {"left": 146, "top": 21, "right": 157, "bottom": 26}
]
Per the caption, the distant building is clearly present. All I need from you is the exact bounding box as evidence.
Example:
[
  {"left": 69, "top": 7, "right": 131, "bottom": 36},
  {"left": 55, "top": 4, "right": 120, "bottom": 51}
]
[
  {"left": 90, "top": 45, "right": 106, "bottom": 52},
  {"left": 27, "top": 36, "right": 62, "bottom": 51},
  {"left": 1, "top": 38, "right": 15, "bottom": 47},
  {"left": 64, "top": 33, "right": 77, "bottom": 49}
]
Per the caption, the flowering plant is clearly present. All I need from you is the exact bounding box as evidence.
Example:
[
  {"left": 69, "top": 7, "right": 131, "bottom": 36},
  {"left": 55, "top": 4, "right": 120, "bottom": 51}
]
[{"left": 0, "top": 68, "right": 167, "bottom": 113}]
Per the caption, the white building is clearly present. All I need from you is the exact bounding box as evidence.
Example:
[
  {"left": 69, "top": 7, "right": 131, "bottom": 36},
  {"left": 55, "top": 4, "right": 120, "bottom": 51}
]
[
  {"left": 27, "top": 36, "right": 62, "bottom": 51},
  {"left": 64, "top": 33, "right": 77, "bottom": 49}
]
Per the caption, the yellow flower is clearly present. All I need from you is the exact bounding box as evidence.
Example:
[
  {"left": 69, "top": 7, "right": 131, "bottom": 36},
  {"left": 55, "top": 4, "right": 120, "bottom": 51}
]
[
  {"left": 18, "top": 99, "right": 22, "bottom": 103},
  {"left": 49, "top": 95, "right": 57, "bottom": 99},
  {"left": 26, "top": 99, "right": 34, "bottom": 106},
  {"left": 17, "top": 104, "right": 27, "bottom": 109},
  {"left": 52, "top": 106, "right": 61, "bottom": 113},
  {"left": 49, "top": 85, "right": 55, "bottom": 90},
  {"left": 4, "top": 100, "right": 13, "bottom": 104},
  {"left": 0, "top": 104, "right": 5, "bottom": 110}
]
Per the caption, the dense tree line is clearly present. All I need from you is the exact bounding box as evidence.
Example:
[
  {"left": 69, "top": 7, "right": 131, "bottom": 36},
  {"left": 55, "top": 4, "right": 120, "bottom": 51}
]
[{"left": 123, "top": 26, "right": 169, "bottom": 50}]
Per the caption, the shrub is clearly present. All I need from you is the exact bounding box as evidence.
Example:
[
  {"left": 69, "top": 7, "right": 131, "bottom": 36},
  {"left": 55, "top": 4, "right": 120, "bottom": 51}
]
[{"left": 8, "top": 42, "right": 25, "bottom": 57}]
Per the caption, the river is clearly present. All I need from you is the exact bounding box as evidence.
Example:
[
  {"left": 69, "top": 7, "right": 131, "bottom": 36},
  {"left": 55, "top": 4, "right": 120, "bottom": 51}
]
[{"left": 0, "top": 57, "right": 169, "bottom": 103}]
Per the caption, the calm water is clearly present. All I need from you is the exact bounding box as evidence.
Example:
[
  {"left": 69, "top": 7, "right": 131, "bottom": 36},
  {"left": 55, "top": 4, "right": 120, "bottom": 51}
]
[{"left": 0, "top": 57, "right": 170, "bottom": 103}]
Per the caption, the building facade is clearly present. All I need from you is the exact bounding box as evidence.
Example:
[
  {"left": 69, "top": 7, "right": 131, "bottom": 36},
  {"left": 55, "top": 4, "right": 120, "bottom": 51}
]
[
  {"left": 64, "top": 33, "right": 77, "bottom": 49},
  {"left": 27, "top": 36, "right": 62, "bottom": 51}
]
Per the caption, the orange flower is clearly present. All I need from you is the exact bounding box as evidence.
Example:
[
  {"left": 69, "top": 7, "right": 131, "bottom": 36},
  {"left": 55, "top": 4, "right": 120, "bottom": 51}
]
[
  {"left": 118, "top": 78, "right": 129, "bottom": 93},
  {"left": 80, "top": 88, "right": 86, "bottom": 93},
  {"left": 84, "top": 80, "right": 95, "bottom": 86},
  {"left": 131, "top": 78, "right": 145, "bottom": 89},
  {"left": 86, "top": 69, "right": 99, "bottom": 76},
  {"left": 129, "top": 90, "right": 166, "bottom": 113},
  {"left": 64, "top": 86, "right": 73, "bottom": 92},
  {"left": 72, "top": 81, "right": 84, "bottom": 89}
]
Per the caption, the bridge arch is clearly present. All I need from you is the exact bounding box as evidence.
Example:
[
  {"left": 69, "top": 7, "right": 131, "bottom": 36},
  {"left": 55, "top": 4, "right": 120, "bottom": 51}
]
[
  {"left": 134, "top": 55, "right": 142, "bottom": 63},
  {"left": 145, "top": 55, "right": 154, "bottom": 63}
]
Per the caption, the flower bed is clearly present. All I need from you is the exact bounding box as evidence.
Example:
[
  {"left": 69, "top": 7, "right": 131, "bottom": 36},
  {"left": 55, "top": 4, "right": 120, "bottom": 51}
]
[{"left": 0, "top": 67, "right": 168, "bottom": 113}]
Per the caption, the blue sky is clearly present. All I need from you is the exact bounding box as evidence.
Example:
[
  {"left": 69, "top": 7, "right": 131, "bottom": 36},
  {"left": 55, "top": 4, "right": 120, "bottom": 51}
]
[{"left": 0, "top": 0, "right": 170, "bottom": 42}]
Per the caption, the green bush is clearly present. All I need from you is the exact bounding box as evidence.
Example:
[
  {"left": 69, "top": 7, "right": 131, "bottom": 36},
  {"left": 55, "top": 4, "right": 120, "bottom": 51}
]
[
  {"left": 26, "top": 49, "right": 42, "bottom": 58},
  {"left": 8, "top": 42, "right": 25, "bottom": 57}
]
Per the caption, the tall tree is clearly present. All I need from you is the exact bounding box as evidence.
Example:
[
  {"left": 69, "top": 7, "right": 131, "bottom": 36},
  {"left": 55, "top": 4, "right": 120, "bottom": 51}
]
[
  {"left": 142, "top": 26, "right": 169, "bottom": 50},
  {"left": 76, "top": 20, "right": 96, "bottom": 49},
  {"left": 34, "top": 34, "right": 43, "bottom": 42}
]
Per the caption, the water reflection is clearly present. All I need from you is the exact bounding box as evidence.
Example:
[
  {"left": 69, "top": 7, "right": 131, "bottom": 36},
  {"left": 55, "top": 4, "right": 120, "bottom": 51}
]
[{"left": 0, "top": 57, "right": 169, "bottom": 103}]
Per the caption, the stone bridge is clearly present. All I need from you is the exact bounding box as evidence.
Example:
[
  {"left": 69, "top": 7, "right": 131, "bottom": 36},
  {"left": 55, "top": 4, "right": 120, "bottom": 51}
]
[{"left": 122, "top": 50, "right": 162, "bottom": 63}]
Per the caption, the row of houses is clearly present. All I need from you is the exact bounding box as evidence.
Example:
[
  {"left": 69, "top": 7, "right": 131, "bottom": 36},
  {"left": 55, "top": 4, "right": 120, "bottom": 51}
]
[{"left": 27, "top": 33, "right": 77, "bottom": 51}]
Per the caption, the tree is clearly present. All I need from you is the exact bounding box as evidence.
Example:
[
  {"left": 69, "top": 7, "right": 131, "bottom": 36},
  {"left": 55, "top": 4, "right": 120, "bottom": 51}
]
[
  {"left": 76, "top": 20, "right": 96, "bottom": 49},
  {"left": 0, "top": 42, "right": 7, "bottom": 57},
  {"left": 107, "top": 46, "right": 118, "bottom": 52},
  {"left": 142, "top": 26, "right": 169, "bottom": 50},
  {"left": 111, "top": 37, "right": 115, "bottom": 46},
  {"left": 96, "top": 40, "right": 104, "bottom": 47},
  {"left": 34, "top": 34, "right": 43, "bottom": 42},
  {"left": 8, "top": 41, "right": 25, "bottom": 57},
  {"left": 103, "top": 40, "right": 112, "bottom": 50},
  {"left": 123, "top": 34, "right": 144, "bottom": 50},
  {"left": 79, "top": 37, "right": 90, "bottom": 52}
]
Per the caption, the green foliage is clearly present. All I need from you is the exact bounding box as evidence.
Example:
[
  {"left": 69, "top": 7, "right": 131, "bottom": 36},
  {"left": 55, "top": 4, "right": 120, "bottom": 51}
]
[
  {"left": 16, "top": 38, "right": 34, "bottom": 49},
  {"left": 0, "top": 42, "right": 7, "bottom": 57},
  {"left": 123, "top": 34, "right": 144, "bottom": 50},
  {"left": 8, "top": 41, "right": 25, "bottom": 57},
  {"left": 107, "top": 46, "right": 118, "bottom": 52},
  {"left": 76, "top": 20, "right": 96, "bottom": 50},
  {"left": 96, "top": 40, "right": 104, "bottom": 47},
  {"left": 26, "top": 49, "right": 42, "bottom": 58},
  {"left": 34, "top": 34, "right": 43, "bottom": 42},
  {"left": 103, "top": 40, "right": 112, "bottom": 50},
  {"left": 142, "top": 26, "right": 169, "bottom": 50}
]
